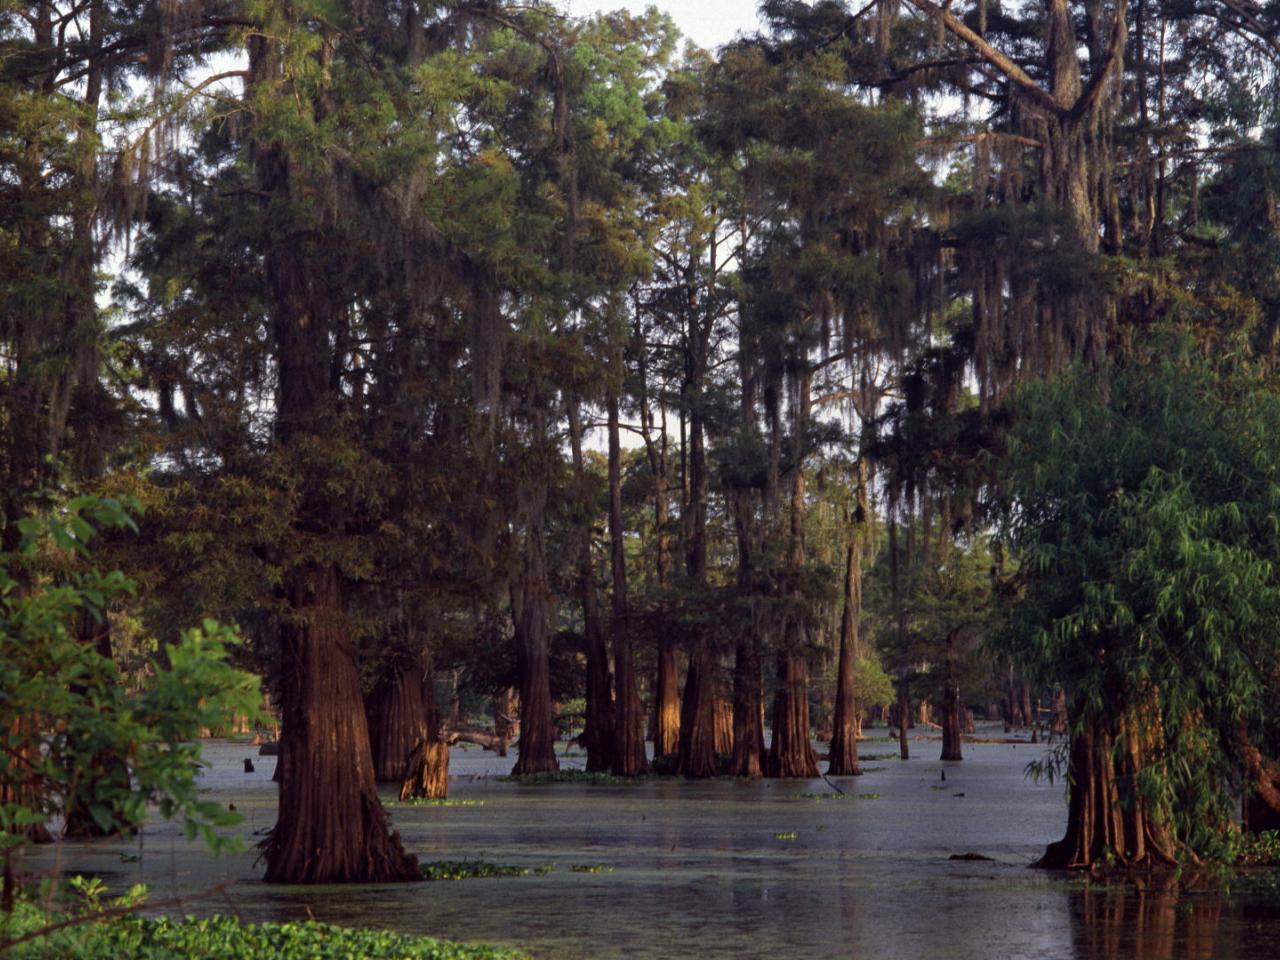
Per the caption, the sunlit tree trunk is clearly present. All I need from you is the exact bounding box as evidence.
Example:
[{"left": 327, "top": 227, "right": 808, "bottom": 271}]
[{"left": 1037, "top": 696, "right": 1177, "bottom": 869}]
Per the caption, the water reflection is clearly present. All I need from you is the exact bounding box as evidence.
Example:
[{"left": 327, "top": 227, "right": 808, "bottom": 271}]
[{"left": 1074, "top": 886, "right": 1223, "bottom": 960}]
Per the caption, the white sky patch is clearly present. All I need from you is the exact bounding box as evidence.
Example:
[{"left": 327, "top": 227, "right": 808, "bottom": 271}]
[{"left": 559, "top": 0, "right": 765, "bottom": 50}]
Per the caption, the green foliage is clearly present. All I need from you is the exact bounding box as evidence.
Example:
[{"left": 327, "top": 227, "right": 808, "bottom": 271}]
[
  {"left": 997, "top": 332, "right": 1280, "bottom": 856},
  {"left": 1226, "top": 830, "right": 1280, "bottom": 867},
  {"left": 854, "top": 652, "right": 896, "bottom": 709},
  {"left": 1, "top": 906, "right": 525, "bottom": 959},
  {"left": 0, "top": 497, "right": 262, "bottom": 852}
]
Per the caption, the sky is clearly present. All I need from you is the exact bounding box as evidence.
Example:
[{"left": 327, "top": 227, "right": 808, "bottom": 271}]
[{"left": 560, "top": 0, "right": 765, "bottom": 50}]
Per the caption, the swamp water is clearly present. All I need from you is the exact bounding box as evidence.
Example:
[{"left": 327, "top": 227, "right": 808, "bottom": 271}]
[{"left": 26, "top": 728, "right": 1280, "bottom": 959}]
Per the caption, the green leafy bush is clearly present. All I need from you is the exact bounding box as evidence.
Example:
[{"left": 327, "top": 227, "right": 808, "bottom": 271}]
[
  {"left": 2, "top": 909, "right": 525, "bottom": 959},
  {"left": 1, "top": 497, "right": 263, "bottom": 860}
]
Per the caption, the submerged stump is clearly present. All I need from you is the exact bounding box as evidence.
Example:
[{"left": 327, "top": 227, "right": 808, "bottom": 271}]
[{"left": 400, "top": 738, "right": 449, "bottom": 801}]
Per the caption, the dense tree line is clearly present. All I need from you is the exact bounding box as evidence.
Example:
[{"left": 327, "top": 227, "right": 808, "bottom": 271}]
[{"left": 3, "top": 0, "right": 1279, "bottom": 882}]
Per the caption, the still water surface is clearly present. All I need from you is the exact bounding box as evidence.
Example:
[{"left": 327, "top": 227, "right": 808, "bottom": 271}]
[{"left": 28, "top": 729, "right": 1280, "bottom": 959}]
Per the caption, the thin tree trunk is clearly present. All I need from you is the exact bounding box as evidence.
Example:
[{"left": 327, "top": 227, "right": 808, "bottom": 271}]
[
  {"left": 676, "top": 346, "right": 716, "bottom": 777},
  {"left": 568, "top": 397, "right": 614, "bottom": 772},
  {"left": 510, "top": 474, "right": 559, "bottom": 776},
  {"left": 941, "top": 629, "right": 964, "bottom": 762},
  {"left": 897, "top": 683, "right": 911, "bottom": 761},
  {"left": 829, "top": 461, "right": 869, "bottom": 776},
  {"left": 609, "top": 389, "right": 645, "bottom": 776},
  {"left": 492, "top": 689, "right": 514, "bottom": 758}
]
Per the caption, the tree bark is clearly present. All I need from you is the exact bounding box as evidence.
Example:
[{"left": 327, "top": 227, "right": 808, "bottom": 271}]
[
  {"left": 654, "top": 642, "right": 681, "bottom": 757},
  {"left": 940, "top": 629, "right": 964, "bottom": 762},
  {"left": 729, "top": 632, "right": 766, "bottom": 777},
  {"left": 252, "top": 25, "right": 419, "bottom": 879},
  {"left": 567, "top": 397, "right": 614, "bottom": 772},
  {"left": 767, "top": 646, "right": 820, "bottom": 778},
  {"left": 608, "top": 389, "right": 646, "bottom": 776},
  {"left": 829, "top": 460, "right": 870, "bottom": 776},
  {"left": 264, "top": 566, "right": 421, "bottom": 882},
  {"left": 368, "top": 654, "right": 431, "bottom": 783},
  {"left": 897, "top": 683, "right": 911, "bottom": 761},
  {"left": 713, "top": 692, "right": 733, "bottom": 755},
  {"left": 675, "top": 303, "right": 717, "bottom": 776},
  {"left": 510, "top": 474, "right": 559, "bottom": 776},
  {"left": 1036, "top": 706, "right": 1177, "bottom": 869},
  {"left": 492, "top": 689, "right": 514, "bottom": 757},
  {"left": 677, "top": 644, "right": 719, "bottom": 777},
  {"left": 399, "top": 739, "right": 449, "bottom": 801}
]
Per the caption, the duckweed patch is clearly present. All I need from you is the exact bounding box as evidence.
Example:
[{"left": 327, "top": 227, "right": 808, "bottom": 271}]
[
  {"left": 420, "top": 860, "right": 533, "bottom": 881},
  {"left": 569, "top": 864, "right": 614, "bottom": 873},
  {"left": 389, "top": 798, "right": 486, "bottom": 808},
  {"left": 774, "top": 831, "right": 798, "bottom": 840}
]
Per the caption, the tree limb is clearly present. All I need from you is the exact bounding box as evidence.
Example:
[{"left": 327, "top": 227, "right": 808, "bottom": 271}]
[{"left": 900, "top": 0, "right": 1064, "bottom": 116}]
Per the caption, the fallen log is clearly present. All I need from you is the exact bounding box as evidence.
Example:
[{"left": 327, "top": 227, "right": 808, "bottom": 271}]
[{"left": 445, "top": 725, "right": 509, "bottom": 753}]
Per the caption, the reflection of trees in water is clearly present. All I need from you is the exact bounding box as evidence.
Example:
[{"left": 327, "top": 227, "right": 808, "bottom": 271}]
[{"left": 1076, "top": 885, "right": 1222, "bottom": 960}]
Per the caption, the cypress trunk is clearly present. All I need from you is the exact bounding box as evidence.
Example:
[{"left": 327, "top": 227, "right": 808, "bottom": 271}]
[
  {"left": 253, "top": 30, "right": 419, "bottom": 877},
  {"left": 400, "top": 739, "right": 449, "bottom": 801},
  {"left": 368, "top": 656, "right": 431, "bottom": 783},
  {"left": 609, "top": 390, "right": 645, "bottom": 776},
  {"left": 677, "top": 644, "right": 718, "bottom": 778},
  {"left": 713, "top": 693, "right": 733, "bottom": 756},
  {"left": 676, "top": 354, "right": 716, "bottom": 777},
  {"left": 729, "top": 633, "right": 765, "bottom": 777},
  {"left": 828, "top": 550, "right": 862, "bottom": 774},
  {"left": 510, "top": 471, "right": 558, "bottom": 776},
  {"left": 568, "top": 398, "right": 614, "bottom": 772},
  {"left": 767, "top": 647, "right": 820, "bottom": 778},
  {"left": 492, "top": 689, "right": 514, "bottom": 758},
  {"left": 941, "top": 685, "right": 964, "bottom": 762},
  {"left": 511, "top": 580, "right": 559, "bottom": 775},
  {"left": 1037, "top": 702, "right": 1177, "bottom": 869},
  {"left": 896, "top": 683, "right": 911, "bottom": 761},
  {"left": 264, "top": 566, "right": 421, "bottom": 882},
  {"left": 940, "top": 629, "right": 963, "bottom": 762},
  {"left": 653, "top": 641, "right": 681, "bottom": 757}
]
